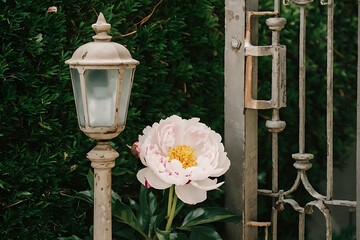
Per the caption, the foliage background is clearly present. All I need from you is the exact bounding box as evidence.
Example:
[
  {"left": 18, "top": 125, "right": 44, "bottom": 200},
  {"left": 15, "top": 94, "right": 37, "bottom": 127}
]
[{"left": 0, "top": 0, "right": 357, "bottom": 239}]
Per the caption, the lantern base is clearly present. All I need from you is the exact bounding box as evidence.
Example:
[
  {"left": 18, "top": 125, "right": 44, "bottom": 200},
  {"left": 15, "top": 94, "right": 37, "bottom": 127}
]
[
  {"left": 85, "top": 131, "right": 120, "bottom": 141},
  {"left": 82, "top": 125, "right": 125, "bottom": 140}
]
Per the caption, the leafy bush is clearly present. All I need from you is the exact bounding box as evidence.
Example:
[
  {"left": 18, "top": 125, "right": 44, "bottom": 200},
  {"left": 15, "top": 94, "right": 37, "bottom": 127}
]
[{"left": 0, "top": 0, "right": 224, "bottom": 239}]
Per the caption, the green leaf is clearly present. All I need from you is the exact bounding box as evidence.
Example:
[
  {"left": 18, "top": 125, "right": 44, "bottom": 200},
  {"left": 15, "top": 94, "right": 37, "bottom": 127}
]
[
  {"left": 188, "top": 226, "right": 221, "bottom": 240},
  {"left": 112, "top": 200, "right": 147, "bottom": 239},
  {"left": 112, "top": 167, "right": 132, "bottom": 176},
  {"left": 58, "top": 235, "right": 82, "bottom": 240},
  {"left": 61, "top": 190, "right": 94, "bottom": 204},
  {"left": 155, "top": 228, "right": 188, "bottom": 240},
  {"left": 137, "top": 185, "right": 159, "bottom": 236},
  {"left": 62, "top": 188, "right": 119, "bottom": 205},
  {"left": 155, "top": 228, "right": 170, "bottom": 240},
  {"left": 111, "top": 190, "right": 122, "bottom": 203},
  {"left": 86, "top": 169, "right": 94, "bottom": 191},
  {"left": 128, "top": 197, "right": 140, "bottom": 211},
  {"left": 75, "top": 190, "right": 94, "bottom": 203},
  {"left": 113, "top": 223, "right": 137, "bottom": 240},
  {"left": 0, "top": 179, "right": 11, "bottom": 191},
  {"left": 138, "top": 185, "right": 150, "bottom": 229},
  {"left": 14, "top": 191, "right": 32, "bottom": 198},
  {"left": 148, "top": 192, "right": 185, "bottom": 235},
  {"left": 179, "top": 207, "right": 241, "bottom": 229},
  {"left": 150, "top": 196, "right": 167, "bottom": 233},
  {"left": 173, "top": 200, "right": 185, "bottom": 219},
  {"left": 170, "top": 233, "right": 189, "bottom": 240}
]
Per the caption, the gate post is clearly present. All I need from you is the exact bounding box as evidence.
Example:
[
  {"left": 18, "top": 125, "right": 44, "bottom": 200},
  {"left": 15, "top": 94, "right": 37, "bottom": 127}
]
[
  {"left": 224, "top": 0, "right": 258, "bottom": 239},
  {"left": 357, "top": 1, "right": 360, "bottom": 238}
]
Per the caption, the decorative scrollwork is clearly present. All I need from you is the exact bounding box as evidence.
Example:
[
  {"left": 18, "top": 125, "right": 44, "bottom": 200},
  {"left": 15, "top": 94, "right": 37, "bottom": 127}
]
[
  {"left": 283, "top": 0, "right": 291, "bottom": 5},
  {"left": 320, "top": 0, "right": 329, "bottom": 5}
]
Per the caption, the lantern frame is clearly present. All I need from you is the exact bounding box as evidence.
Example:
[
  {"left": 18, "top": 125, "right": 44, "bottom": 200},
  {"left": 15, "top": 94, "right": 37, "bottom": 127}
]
[{"left": 65, "top": 13, "right": 139, "bottom": 140}]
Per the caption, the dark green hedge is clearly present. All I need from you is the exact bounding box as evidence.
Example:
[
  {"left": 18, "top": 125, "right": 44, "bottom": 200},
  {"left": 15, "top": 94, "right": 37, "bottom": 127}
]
[{"left": 0, "top": 0, "right": 224, "bottom": 239}]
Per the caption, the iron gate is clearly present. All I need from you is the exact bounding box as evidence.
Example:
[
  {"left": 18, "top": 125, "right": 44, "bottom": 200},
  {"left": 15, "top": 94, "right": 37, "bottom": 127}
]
[{"left": 224, "top": 0, "right": 359, "bottom": 239}]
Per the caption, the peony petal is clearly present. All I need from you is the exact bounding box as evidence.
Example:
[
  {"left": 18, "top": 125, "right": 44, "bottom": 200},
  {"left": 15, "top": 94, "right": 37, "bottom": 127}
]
[
  {"left": 158, "top": 122, "right": 176, "bottom": 154},
  {"left": 136, "top": 168, "right": 148, "bottom": 186},
  {"left": 175, "top": 184, "right": 207, "bottom": 205},
  {"left": 137, "top": 115, "right": 231, "bottom": 192},
  {"left": 210, "top": 155, "right": 230, "bottom": 177},
  {"left": 137, "top": 168, "right": 171, "bottom": 190},
  {"left": 169, "top": 116, "right": 186, "bottom": 147},
  {"left": 145, "top": 168, "right": 172, "bottom": 189},
  {"left": 191, "top": 178, "right": 224, "bottom": 190},
  {"left": 188, "top": 167, "right": 210, "bottom": 181}
]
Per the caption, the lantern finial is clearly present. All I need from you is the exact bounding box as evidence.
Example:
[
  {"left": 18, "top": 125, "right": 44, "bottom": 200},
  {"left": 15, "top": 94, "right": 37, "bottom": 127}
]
[{"left": 92, "top": 12, "right": 112, "bottom": 42}]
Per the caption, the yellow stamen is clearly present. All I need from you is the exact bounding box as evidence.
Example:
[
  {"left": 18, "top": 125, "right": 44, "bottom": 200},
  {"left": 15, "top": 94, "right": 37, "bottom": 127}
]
[{"left": 167, "top": 145, "right": 198, "bottom": 169}]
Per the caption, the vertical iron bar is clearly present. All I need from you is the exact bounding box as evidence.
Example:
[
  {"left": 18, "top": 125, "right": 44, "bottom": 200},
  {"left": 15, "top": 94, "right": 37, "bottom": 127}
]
[
  {"left": 272, "top": 27, "right": 280, "bottom": 45},
  {"left": 299, "top": 212, "right": 305, "bottom": 240},
  {"left": 270, "top": 18, "right": 281, "bottom": 238},
  {"left": 274, "top": 0, "right": 280, "bottom": 13},
  {"left": 357, "top": 0, "right": 360, "bottom": 238},
  {"left": 324, "top": 208, "right": 333, "bottom": 240},
  {"left": 271, "top": 126, "right": 279, "bottom": 240},
  {"left": 299, "top": 5, "right": 307, "bottom": 154},
  {"left": 326, "top": 0, "right": 334, "bottom": 201}
]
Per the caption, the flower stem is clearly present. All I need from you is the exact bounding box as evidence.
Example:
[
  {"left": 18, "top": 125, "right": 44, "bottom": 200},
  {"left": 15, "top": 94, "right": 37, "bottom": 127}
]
[
  {"left": 167, "top": 185, "right": 174, "bottom": 218},
  {"left": 165, "top": 191, "right": 178, "bottom": 232},
  {"left": 137, "top": 228, "right": 150, "bottom": 240}
]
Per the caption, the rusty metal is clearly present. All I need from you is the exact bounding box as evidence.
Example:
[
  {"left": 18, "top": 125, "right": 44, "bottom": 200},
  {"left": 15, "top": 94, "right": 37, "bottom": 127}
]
[
  {"left": 240, "top": 0, "right": 358, "bottom": 239},
  {"left": 283, "top": 0, "right": 291, "bottom": 6},
  {"left": 244, "top": 12, "right": 286, "bottom": 110},
  {"left": 320, "top": 0, "right": 329, "bottom": 5},
  {"left": 298, "top": 213, "right": 305, "bottom": 240},
  {"left": 231, "top": 38, "right": 241, "bottom": 49},
  {"left": 247, "top": 222, "right": 271, "bottom": 240},
  {"left": 226, "top": 0, "right": 358, "bottom": 238},
  {"left": 326, "top": 0, "right": 334, "bottom": 202},
  {"left": 224, "top": 0, "right": 258, "bottom": 239},
  {"left": 244, "top": 8, "right": 287, "bottom": 240},
  {"left": 298, "top": 4, "right": 307, "bottom": 154}
]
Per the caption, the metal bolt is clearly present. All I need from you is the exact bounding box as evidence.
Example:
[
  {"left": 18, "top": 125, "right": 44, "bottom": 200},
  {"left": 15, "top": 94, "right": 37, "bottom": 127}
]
[{"left": 231, "top": 38, "right": 241, "bottom": 49}]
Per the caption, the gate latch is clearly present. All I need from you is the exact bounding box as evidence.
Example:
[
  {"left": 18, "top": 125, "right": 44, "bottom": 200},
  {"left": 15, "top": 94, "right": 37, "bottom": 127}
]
[{"left": 245, "top": 11, "right": 287, "bottom": 109}]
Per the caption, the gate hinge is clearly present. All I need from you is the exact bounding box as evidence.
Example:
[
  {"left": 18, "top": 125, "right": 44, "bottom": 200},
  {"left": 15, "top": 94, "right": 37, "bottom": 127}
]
[{"left": 245, "top": 11, "right": 287, "bottom": 110}]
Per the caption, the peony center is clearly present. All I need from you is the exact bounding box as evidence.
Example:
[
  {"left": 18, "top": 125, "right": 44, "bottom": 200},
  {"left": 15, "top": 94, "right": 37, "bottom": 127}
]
[{"left": 167, "top": 145, "right": 198, "bottom": 169}]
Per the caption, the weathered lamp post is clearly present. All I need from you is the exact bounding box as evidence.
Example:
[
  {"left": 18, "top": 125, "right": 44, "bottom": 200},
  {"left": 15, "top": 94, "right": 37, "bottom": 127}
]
[{"left": 65, "top": 13, "right": 139, "bottom": 240}]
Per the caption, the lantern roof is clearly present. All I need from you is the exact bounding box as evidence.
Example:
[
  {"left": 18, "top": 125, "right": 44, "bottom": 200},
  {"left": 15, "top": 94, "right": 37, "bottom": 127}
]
[{"left": 65, "top": 13, "right": 139, "bottom": 66}]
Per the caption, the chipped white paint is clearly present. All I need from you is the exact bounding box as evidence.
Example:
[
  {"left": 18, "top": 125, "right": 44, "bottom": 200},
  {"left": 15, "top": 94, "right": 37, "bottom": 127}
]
[
  {"left": 87, "top": 142, "right": 118, "bottom": 240},
  {"left": 66, "top": 13, "right": 139, "bottom": 240}
]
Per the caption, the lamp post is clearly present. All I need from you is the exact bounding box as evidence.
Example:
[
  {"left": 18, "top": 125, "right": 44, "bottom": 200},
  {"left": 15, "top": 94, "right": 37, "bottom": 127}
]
[{"left": 65, "top": 13, "right": 139, "bottom": 240}]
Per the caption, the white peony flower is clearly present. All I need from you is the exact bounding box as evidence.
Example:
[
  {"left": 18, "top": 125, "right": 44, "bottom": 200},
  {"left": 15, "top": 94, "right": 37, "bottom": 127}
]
[{"left": 136, "top": 115, "right": 230, "bottom": 205}]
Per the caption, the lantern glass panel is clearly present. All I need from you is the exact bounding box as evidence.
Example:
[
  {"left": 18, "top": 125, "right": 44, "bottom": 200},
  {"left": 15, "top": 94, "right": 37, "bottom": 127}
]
[
  {"left": 118, "top": 68, "right": 134, "bottom": 126},
  {"left": 84, "top": 69, "right": 119, "bottom": 127},
  {"left": 70, "top": 68, "right": 85, "bottom": 127}
]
